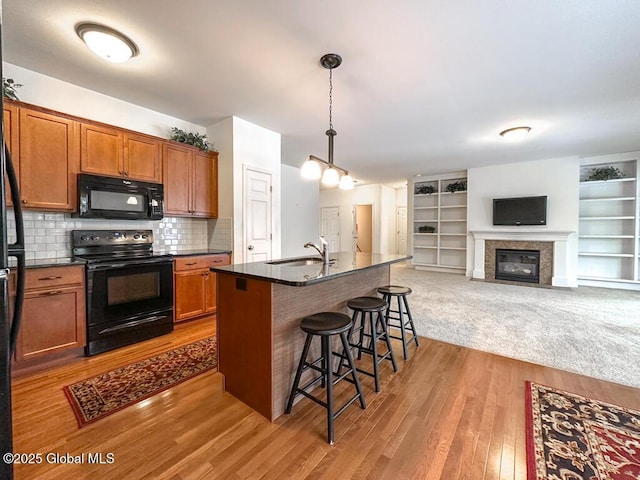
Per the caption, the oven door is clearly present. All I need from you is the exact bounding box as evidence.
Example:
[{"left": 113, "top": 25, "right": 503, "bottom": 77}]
[{"left": 85, "top": 258, "right": 173, "bottom": 355}]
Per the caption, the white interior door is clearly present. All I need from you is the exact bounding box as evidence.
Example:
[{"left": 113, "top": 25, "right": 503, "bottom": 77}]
[
  {"left": 320, "top": 207, "right": 340, "bottom": 253},
  {"left": 244, "top": 168, "right": 272, "bottom": 262},
  {"left": 397, "top": 206, "right": 407, "bottom": 255}
]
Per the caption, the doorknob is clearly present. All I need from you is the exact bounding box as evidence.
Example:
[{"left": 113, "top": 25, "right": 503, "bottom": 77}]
[{"left": 248, "top": 245, "right": 254, "bottom": 250}]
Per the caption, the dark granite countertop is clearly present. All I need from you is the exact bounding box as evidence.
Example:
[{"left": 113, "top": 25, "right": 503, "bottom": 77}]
[
  {"left": 23, "top": 258, "right": 86, "bottom": 269},
  {"left": 212, "top": 252, "right": 411, "bottom": 286}
]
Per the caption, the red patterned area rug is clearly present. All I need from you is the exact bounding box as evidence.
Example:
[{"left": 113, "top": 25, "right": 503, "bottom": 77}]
[
  {"left": 526, "top": 381, "right": 640, "bottom": 479},
  {"left": 64, "top": 337, "right": 217, "bottom": 428}
]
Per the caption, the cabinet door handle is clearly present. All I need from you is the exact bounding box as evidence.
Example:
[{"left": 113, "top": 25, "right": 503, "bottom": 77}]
[
  {"left": 185, "top": 262, "right": 197, "bottom": 266},
  {"left": 38, "top": 276, "right": 62, "bottom": 281},
  {"left": 21, "top": 199, "right": 28, "bottom": 204},
  {"left": 40, "top": 290, "right": 63, "bottom": 296},
  {"left": 212, "top": 259, "right": 223, "bottom": 263}
]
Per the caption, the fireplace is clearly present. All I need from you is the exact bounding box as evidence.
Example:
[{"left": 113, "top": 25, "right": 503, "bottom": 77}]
[{"left": 495, "top": 249, "right": 540, "bottom": 283}]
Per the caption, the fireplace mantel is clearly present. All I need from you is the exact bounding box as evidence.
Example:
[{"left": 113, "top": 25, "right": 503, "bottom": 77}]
[{"left": 470, "top": 230, "right": 577, "bottom": 287}]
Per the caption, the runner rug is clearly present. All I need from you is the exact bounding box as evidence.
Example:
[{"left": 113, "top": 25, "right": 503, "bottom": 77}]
[
  {"left": 63, "top": 337, "right": 217, "bottom": 428},
  {"left": 525, "top": 381, "right": 640, "bottom": 479}
]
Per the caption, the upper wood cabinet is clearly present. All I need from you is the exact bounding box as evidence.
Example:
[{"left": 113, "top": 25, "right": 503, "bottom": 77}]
[
  {"left": 3, "top": 103, "right": 19, "bottom": 207},
  {"left": 17, "top": 107, "right": 79, "bottom": 211},
  {"left": 163, "top": 142, "right": 218, "bottom": 218},
  {"left": 80, "top": 123, "right": 161, "bottom": 183}
]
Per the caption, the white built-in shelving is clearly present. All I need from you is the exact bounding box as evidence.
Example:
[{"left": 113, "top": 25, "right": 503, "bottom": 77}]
[
  {"left": 578, "top": 153, "right": 640, "bottom": 288},
  {"left": 409, "top": 172, "right": 467, "bottom": 273}
]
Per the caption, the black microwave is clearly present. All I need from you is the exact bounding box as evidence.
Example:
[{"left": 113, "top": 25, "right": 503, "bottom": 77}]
[{"left": 75, "top": 174, "right": 164, "bottom": 220}]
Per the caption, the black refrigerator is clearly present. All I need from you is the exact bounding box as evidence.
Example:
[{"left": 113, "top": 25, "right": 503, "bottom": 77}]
[{"left": 1, "top": 6, "right": 27, "bottom": 479}]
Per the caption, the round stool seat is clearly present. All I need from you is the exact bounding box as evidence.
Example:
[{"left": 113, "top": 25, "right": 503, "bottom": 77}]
[
  {"left": 377, "top": 285, "right": 412, "bottom": 296},
  {"left": 300, "top": 312, "right": 352, "bottom": 336},
  {"left": 347, "top": 296, "right": 387, "bottom": 312}
]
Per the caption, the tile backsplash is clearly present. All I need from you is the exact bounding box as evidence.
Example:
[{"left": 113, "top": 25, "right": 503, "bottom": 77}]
[{"left": 5, "top": 210, "right": 230, "bottom": 263}]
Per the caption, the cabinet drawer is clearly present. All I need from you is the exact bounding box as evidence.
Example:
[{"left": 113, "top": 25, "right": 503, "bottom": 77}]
[
  {"left": 207, "top": 254, "right": 231, "bottom": 269},
  {"left": 174, "top": 256, "right": 210, "bottom": 272},
  {"left": 25, "top": 265, "right": 84, "bottom": 290}
]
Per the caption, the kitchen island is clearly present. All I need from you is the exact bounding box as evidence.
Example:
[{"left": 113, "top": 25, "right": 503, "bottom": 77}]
[{"left": 212, "top": 251, "right": 410, "bottom": 421}]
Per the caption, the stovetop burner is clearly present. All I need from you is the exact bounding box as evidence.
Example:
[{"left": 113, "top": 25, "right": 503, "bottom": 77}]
[{"left": 72, "top": 229, "right": 171, "bottom": 263}]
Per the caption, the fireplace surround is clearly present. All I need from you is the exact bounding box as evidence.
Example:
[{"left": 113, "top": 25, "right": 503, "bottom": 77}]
[{"left": 470, "top": 230, "right": 576, "bottom": 287}]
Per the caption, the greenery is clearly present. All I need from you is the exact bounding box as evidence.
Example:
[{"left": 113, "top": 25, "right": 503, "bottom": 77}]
[
  {"left": 417, "top": 225, "right": 436, "bottom": 233},
  {"left": 415, "top": 184, "right": 436, "bottom": 195},
  {"left": 170, "top": 127, "right": 212, "bottom": 152},
  {"left": 2, "top": 78, "right": 22, "bottom": 101},
  {"left": 585, "top": 166, "right": 624, "bottom": 181},
  {"left": 446, "top": 180, "right": 467, "bottom": 193}
]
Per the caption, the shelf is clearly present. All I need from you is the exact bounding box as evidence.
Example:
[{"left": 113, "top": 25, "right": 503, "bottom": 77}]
[
  {"left": 439, "top": 191, "right": 467, "bottom": 195},
  {"left": 579, "top": 216, "right": 635, "bottom": 220},
  {"left": 440, "top": 205, "right": 467, "bottom": 209},
  {"left": 578, "top": 252, "right": 634, "bottom": 258},
  {"left": 580, "top": 178, "right": 636, "bottom": 185},
  {"left": 439, "top": 233, "right": 466, "bottom": 236},
  {"left": 414, "top": 246, "right": 437, "bottom": 250},
  {"left": 413, "top": 233, "right": 437, "bottom": 236},
  {"left": 440, "top": 219, "right": 466, "bottom": 222},
  {"left": 579, "top": 235, "right": 634, "bottom": 239},
  {"left": 415, "top": 206, "right": 438, "bottom": 210},
  {"left": 414, "top": 193, "right": 439, "bottom": 197},
  {"left": 440, "top": 247, "right": 466, "bottom": 251},
  {"left": 578, "top": 275, "right": 638, "bottom": 283},
  {"left": 579, "top": 196, "right": 635, "bottom": 202}
]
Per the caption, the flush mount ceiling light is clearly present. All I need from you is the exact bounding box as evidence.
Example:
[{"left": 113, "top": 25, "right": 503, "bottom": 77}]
[
  {"left": 76, "top": 23, "right": 139, "bottom": 63},
  {"left": 301, "top": 53, "right": 354, "bottom": 190},
  {"left": 499, "top": 126, "right": 532, "bottom": 141}
]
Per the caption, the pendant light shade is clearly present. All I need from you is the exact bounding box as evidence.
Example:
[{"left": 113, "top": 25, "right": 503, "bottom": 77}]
[
  {"left": 76, "top": 23, "right": 139, "bottom": 63},
  {"left": 301, "top": 158, "right": 322, "bottom": 179},
  {"left": 321, "top": 167, "right": 340, "bottom": 186},
  {"left": 301, "top": 53, "right": 355, "bottom": 190}
]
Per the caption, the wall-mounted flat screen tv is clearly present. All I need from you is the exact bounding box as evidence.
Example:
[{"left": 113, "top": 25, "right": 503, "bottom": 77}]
[{"left": 492, "top": 196, "right": 547, "bottom": 226}]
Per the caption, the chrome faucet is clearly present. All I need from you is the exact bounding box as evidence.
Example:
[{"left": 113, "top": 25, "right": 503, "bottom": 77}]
[{"left": 304, "top": 237, "right": 330, "bottom": 265}]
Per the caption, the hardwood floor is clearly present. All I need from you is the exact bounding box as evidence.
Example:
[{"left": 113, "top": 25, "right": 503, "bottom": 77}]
[{"left": 10, "top": 317, "right": 640, "bottom": 480}]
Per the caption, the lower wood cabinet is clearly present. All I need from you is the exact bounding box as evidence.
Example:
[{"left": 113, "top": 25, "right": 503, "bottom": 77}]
[
  {"left": 174, "top": 254, "right": 230, "bottom": 322},
  {"left": 13, "top": 265, "right": 86, "bottom": 373}
]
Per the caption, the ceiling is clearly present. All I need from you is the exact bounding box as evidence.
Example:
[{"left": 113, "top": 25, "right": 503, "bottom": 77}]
[{"left": 4, "top": 0, "right": 640, "bottom": 186}]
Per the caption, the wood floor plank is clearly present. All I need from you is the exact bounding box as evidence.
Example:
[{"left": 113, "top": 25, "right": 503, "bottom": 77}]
[{"left": 9, "top": 317, "right": 640, "bottom": 480}]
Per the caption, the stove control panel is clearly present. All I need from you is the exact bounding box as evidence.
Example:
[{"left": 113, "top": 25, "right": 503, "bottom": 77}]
[{"left": 72, "top": 230, "right": 154, "bottom": 247}]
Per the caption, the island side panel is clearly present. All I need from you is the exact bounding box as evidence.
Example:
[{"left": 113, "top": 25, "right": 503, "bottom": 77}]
[
  {"left": 272, "top": 265, "right": 390, "bottom": 420},
  {"left": 217, "top": 272, "right": 274, "bottom": 419}
]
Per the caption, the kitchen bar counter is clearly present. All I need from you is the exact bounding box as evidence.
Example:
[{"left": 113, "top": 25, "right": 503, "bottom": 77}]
[
  {"left": 212, "top": 251, "right": 407, "bottom": 286},
  {"left": 213, "top": 252, "right": 410, "bottom": 421}
]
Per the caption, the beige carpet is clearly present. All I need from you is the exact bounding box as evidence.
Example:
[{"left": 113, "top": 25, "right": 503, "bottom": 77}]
[{"left": 390, "top": 264, "right": 640, "bottom": 389}]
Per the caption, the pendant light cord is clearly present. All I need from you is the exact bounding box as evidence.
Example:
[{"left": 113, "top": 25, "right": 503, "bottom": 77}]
[{"left": 328, "top": 68, "right": 333, "bottom": 131}]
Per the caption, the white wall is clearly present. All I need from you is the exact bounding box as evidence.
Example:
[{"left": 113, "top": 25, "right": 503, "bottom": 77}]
[
  {"left": 207, "top": 117, "right": 282, "bottom": 262},
  {"left": 281, "top": 164, "right": 319, "bottom": 257},
  {"left": 319, "top": 183, "right": 398, "bottom": 253},
  {"left": 3, "top": 63, "right": 204, "bottom": 136},
  {"left": 466, "top": 156, "right": 580, "bottom": 281}
]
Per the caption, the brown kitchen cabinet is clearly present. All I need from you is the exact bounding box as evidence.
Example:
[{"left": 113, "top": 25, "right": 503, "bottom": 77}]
[
  {"left": 163, "top": 142, "right": 218, "bottom": 217},
  {"left": 13, "top": 265, "right": 86, "bottom": 374},
  {"left": 12, "top": 104, "right": 79, "bottom": 211},
  {"left": 80, "top": 122, "right": 161, "bottom": 183},
  {"left": 174, "top": 254, "right": 230, "bottom": 322},
  {"left": 3, "top": 103, "right": 19, "bottom": 207}
]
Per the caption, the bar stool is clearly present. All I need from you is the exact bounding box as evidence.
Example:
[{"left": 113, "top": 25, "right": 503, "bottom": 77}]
[
  {"left": 285, "top": 312, "right": 366, "bottom": 445},
  {"left": 344, "top": 296, "right": 397, "bottom": 392},
  {"left": 378, "top": 285, "right": 419, "bottom": 360}
]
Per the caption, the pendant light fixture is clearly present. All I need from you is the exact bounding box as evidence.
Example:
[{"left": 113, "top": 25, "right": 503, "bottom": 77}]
[
  {"left": 301, "top": 53, "right": 354, "bottom": 190},
  {"left": 76, "top": 23, "right": 139, "bottom": 63}
]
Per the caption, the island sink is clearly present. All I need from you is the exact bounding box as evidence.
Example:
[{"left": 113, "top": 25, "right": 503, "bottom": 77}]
[{"left": 265, "top": 256, "right": 335, "bottom": 267}]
